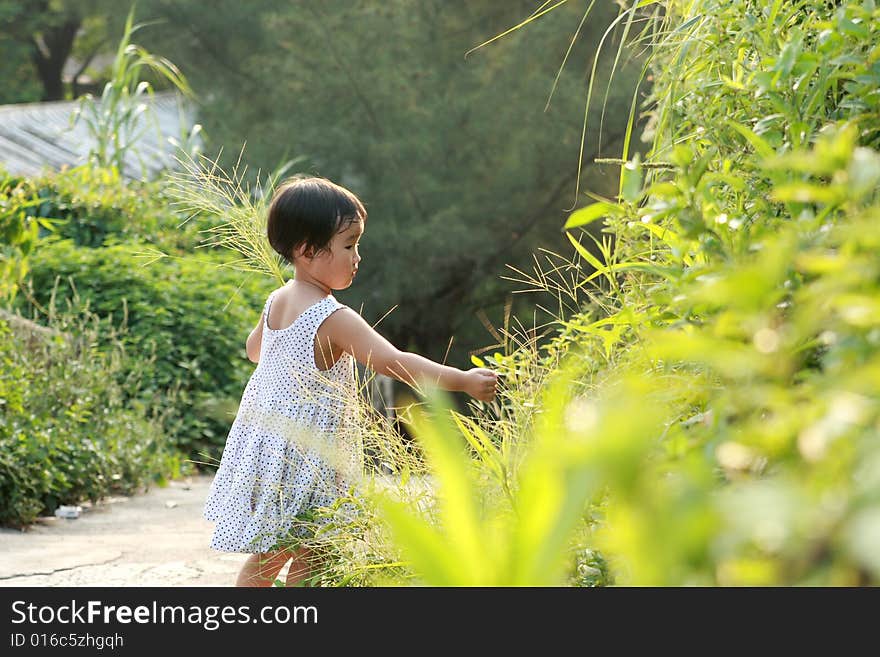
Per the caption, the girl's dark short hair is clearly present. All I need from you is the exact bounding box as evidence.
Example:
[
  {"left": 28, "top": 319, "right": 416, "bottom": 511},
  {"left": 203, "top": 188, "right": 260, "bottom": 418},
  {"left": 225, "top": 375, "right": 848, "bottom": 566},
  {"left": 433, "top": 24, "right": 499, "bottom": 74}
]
[{"left": 266, "top": 175, "right": 366, "bottom": 264}]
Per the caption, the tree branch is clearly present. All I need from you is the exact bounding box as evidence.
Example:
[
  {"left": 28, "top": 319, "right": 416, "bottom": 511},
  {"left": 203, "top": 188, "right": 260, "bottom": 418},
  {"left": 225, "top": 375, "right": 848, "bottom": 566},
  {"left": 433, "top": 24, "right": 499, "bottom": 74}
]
[
  {"left": 29, "top": 16, "right": 80, "bottom": 100},
  {"left": 71, "top": 41, "right": 104, "bottom": 98}
]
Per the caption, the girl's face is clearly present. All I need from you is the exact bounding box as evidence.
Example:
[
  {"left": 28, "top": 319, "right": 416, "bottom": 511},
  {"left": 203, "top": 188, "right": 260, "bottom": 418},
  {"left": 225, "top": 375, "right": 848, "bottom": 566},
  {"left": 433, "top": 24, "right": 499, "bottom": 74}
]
[{"left": 303, "top": 217, "right": 363, "bottom": 290}]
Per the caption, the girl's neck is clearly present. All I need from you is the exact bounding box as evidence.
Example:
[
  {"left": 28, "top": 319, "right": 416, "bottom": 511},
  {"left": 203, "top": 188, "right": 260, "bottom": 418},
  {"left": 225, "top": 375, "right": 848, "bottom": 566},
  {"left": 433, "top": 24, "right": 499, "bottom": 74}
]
[{"left": 291, "top": 276, "right": 330, "bottom": 296}]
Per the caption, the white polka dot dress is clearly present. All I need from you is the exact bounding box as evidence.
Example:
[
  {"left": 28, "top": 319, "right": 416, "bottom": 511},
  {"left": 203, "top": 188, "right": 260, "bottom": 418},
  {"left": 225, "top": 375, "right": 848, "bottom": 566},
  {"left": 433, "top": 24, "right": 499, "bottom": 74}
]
[{"left": 203, "top": 289, "right": 362, "bottom": 553}]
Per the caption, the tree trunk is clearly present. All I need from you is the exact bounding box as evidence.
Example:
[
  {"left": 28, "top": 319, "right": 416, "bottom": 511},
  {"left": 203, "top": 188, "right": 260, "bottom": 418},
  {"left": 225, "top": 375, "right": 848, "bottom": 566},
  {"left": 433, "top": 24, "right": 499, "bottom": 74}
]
[{"left": 30, "top": 17, "right": 81, "bottom": 101}]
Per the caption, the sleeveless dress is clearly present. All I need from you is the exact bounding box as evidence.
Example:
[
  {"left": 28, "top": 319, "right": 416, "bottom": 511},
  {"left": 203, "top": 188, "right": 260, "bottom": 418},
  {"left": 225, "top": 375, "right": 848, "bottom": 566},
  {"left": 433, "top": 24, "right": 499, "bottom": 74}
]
[{"left": 203, "top": 287, "right": 362, "bottom": 553}]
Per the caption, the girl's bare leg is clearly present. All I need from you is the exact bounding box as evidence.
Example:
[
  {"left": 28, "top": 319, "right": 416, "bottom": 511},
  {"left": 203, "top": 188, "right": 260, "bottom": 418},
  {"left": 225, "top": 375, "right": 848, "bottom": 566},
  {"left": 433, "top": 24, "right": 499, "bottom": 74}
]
[
  {"left": 236, "top": 550, "right": 291, "bottom": 587},
  {"left": 285, "top": 546, "right": 315, "bottom": 587}
]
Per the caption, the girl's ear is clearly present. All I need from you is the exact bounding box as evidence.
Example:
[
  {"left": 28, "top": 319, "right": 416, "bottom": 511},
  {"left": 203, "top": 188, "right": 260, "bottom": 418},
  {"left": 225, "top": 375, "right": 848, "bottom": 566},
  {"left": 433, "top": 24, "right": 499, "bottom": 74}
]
[{"left": 293, "top": 243, "right": 313, "bottom": 260}]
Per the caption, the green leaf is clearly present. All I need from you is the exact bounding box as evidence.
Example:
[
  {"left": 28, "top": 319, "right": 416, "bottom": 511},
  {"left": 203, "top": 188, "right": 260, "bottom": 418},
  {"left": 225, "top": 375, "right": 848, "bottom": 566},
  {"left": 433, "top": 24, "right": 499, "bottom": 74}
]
[
  {"left": 451, "top": 411, "right": 504, "bottom": 483},
  {"left": 564, "top": 201, "right": 616, "bottom": 229},
  {"left": 726, "top": 120, "right": 775, "bottom": 159},
  {"left": 566, "top": 230, "right": 605, "bottom": 274},
  {"left": 378, "top": 497, "right": 461, "bottom": 585},
  {"left": 402, "top": 390, "right": 490, "bottom": 581},
  {"left": 771, "top": 183, "right": 843, "bottom": 204}
]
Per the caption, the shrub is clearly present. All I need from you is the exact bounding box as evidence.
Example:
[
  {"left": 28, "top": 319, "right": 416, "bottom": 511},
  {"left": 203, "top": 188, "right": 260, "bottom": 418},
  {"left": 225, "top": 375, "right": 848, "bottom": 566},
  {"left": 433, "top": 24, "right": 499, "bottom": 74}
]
[
  {"left": 0, "top": 315, "right": 187, "bottom": 527},
  {"left": 24, "top": 164, "right": 207, "bottom": 250},
  {"left": 15, "top": 238, "right": 275, "bottom": 464},
  {"left": 0, "top": 170, "right": 54, "bottom": 303},
  {"left": 339, "top": 0, "right": 880, "bottom": 586}
]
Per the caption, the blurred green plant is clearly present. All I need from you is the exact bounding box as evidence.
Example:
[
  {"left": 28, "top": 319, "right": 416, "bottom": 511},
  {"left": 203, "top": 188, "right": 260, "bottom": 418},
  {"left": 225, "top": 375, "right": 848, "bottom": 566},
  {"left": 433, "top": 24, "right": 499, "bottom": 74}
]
[
  {"left": 375, "top": 376, "right": 667, "bottom": 585},
  {"left": 0, "top": 171, "right": 56, "bottom": 302}
]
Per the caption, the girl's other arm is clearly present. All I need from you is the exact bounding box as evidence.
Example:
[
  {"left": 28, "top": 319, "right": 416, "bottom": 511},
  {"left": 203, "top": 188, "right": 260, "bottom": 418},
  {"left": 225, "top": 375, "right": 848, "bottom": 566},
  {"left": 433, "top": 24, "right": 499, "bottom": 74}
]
[
  {"left": 246, "top": 312, "right": 264, "bottom": 363},
  {"left": 325, "top": 308, "right": 497, "bottom": 402}
]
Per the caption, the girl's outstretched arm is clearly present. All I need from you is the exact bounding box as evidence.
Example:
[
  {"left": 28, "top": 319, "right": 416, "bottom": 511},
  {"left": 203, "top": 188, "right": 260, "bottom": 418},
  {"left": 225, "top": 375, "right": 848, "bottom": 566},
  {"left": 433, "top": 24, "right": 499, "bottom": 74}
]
[{"left": 324, "top": 308, "right": 497, "bottom": 402}]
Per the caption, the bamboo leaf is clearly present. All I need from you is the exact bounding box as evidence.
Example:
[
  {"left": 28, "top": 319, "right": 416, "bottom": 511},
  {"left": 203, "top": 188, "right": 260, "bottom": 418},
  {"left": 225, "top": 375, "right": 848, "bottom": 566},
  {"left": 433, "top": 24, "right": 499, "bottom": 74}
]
[
  {"left": 567, "top": 230, "right": 606, "bottom": 273},
  {"left": 726, "top": 120, "right": 775, "bottom": 159},
  {"left": 564, "top": 201, "right": 616, "bottom": 229}
]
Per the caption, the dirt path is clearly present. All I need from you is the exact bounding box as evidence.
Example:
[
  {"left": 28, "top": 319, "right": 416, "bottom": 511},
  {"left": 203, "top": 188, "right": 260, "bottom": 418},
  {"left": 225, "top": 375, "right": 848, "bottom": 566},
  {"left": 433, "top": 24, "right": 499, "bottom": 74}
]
[{"left": 0, "top": 474, "right": 249, "bottom": 586}]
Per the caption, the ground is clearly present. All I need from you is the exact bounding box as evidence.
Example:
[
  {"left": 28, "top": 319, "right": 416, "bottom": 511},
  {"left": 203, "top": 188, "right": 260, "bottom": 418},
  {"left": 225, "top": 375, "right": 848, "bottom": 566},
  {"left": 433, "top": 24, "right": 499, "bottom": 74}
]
[{"left": 0, "top": 475, "right": 250, "bottom": 586}]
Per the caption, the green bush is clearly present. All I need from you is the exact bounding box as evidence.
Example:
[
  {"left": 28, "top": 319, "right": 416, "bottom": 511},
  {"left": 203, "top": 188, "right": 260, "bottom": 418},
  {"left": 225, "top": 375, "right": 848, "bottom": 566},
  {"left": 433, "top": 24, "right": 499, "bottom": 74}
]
[
  {"left": 0, "top": 170, "right": 53, "bottom": 302},
  {"left": 15, "top": 238, "right": 275, "bottom": 464},
  {"left": 346, "top": 0, "right": 880, "bottom": 586},
  {"left": 551, "top": 0, "right": 880, "bottom": 585},
  {"left": 23, "top": 165, "right": 207, "bottom": 250},
  {"left": 0, "top": 316, "right": 187, "bottom": 527}
]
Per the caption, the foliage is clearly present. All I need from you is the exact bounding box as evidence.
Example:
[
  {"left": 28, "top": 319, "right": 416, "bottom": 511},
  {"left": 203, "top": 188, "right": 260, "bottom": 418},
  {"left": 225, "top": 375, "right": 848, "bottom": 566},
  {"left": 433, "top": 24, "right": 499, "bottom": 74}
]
[
  {"left": 0, "top": 313, "right": 187, "bottom": 527},
  {"left": 3, "top": 163, "right": 211, "bottom": 250},
  {"left": 0, "top": 170, "right": 59, "bottom": 302},
  {"left": 0, "top": 0, "right": 87, "bottom": 101},
  {"left": 0, "top": 0, "right": 151, "bottom": 102},
  {"left": 0, "top": 29, "right": 42, "bottom": 104},
  {"left": 14, "top": 236, "right": 276, "bottom": 464},
  {"left": 136, "top": 0, "right": 643, "bottom": 362},
  {"left": 305, "top": 0, "right": 880, "bottom": 586}
]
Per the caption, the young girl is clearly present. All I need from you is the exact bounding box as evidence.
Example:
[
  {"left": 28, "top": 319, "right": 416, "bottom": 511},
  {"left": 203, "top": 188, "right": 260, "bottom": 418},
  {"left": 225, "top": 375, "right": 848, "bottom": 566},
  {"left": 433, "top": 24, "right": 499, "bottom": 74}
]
[{"left": 203, "top": 175, "right": 498, "bottom": 587}]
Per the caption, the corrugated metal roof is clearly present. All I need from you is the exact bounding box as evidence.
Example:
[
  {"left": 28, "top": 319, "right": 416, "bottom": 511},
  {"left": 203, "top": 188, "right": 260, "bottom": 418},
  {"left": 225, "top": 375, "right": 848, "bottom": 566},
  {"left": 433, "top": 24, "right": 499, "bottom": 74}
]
[{"left": 0, "top": 91, "right": 197, "bottom": 181}]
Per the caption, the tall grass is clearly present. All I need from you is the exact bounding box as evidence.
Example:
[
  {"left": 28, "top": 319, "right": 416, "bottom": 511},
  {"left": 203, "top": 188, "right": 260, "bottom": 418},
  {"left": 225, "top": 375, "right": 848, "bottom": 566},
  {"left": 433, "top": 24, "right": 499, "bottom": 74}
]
[{"left": 162, "top": 147, "right": 298, "bottom": 283}]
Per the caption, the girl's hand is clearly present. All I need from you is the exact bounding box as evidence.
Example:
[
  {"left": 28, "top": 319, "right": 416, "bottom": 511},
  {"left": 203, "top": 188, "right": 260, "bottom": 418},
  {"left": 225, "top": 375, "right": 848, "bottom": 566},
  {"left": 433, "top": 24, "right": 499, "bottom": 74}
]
[{"left": 462, "top": 367, "right": 498, "bottom": 403}]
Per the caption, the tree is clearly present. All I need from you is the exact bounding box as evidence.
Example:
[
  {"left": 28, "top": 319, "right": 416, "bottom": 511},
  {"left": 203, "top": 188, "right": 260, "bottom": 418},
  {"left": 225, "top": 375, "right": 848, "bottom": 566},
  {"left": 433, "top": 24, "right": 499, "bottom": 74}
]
[
  {"left": 0, "top": 0, "right": 134, "bottom": 102},
  {"left": 142, "top": 1, "right": 646, "bottom": 362}
]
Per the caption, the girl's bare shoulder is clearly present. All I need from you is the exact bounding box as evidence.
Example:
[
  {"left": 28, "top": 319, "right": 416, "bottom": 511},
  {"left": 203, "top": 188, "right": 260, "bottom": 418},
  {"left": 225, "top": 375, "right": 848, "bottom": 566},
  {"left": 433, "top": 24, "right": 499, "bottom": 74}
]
[
  {"left": 266, "top": 284, "right": 327, "bottom": 329},
  {"left": 322, "top": 307, "right": 399, "bottom": 363}
]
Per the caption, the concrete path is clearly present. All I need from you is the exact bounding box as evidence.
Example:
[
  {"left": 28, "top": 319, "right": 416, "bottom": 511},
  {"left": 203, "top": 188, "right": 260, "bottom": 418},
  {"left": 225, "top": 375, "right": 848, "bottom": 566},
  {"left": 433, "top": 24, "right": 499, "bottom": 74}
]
[{"left": 0, "top": 475, "right": 249, "bottom": 587}]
